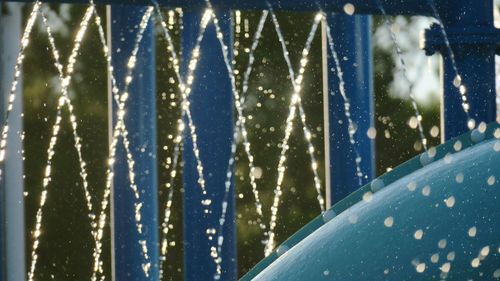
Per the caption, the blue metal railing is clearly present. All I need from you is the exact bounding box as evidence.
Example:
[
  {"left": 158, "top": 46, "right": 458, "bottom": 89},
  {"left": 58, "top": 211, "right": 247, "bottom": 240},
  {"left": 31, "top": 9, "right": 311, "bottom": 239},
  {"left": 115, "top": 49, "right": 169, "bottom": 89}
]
[{"left": 0, "top": 1, "right": 498, "bottom": 280}]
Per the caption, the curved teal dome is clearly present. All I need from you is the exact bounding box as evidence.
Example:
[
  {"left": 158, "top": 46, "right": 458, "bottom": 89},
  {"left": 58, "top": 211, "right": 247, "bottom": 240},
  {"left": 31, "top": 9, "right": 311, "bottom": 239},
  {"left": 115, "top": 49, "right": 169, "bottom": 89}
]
[{"left": 242, "top": 123, "right": 500, "bottom": 281}]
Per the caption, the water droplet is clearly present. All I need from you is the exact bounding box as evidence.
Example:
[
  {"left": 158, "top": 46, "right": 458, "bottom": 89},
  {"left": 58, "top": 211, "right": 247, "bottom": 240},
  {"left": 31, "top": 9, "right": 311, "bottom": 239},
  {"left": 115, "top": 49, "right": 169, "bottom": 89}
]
[
  {"left": 322, "top": 209, "right": 337, "bottom": 223},
  {"left": 471, "top": 129, "right": 485, "bottom": 143},
  {"left": 440, "top": 262, "right": 451, "bottom": 273},
  {"left": 367, "top": 127, "right": 377, "bottom": 139},
  {"left": 430, "top": 126, "right": 439, "bottom": 137},
  {"left": 480, "top": 246, "right": 490, "bottom": 257},
  {"left": 407, "top": 181, "right": 417, "bottom": 192},
  {"left": 453, "top": 75, "right": 462, "bottom": 87},
  {"left": 438, "top": 239, "right": 447, "bottom": 249},
  {"left": 414, "top": 229, "right": 424, "bottom": 240},
  {"left": 416, "top": 263, "right": 426, "bottom": 273},
  {"left": 471, "top": 258, "right": 480, "bottom": 268},
  {"left": 384, "top": 216, "right": 394, "bottom": 227},
  {"left": 445, "top": 196, "right": 455, "bottom": 208},
  {"left": 468, "top": 226, "right": 477, "bottom": 237},
  {"left": 276, "top": 244, "right": 289, "bottom": 256},
  {"left": 343, "top": 3, "right": 355, "bottom": 15},
  {"left": 422, "top": 185, "right": 431, "bottom": 196},
  {"left": 362, "top": 191, "right": 373, "bottom": 202},
  {"left": 370, "top": 179, "right": 384, "bottom": 192},
  {"left": 487, "top": 176, "right": 496, "bottom": 186}
]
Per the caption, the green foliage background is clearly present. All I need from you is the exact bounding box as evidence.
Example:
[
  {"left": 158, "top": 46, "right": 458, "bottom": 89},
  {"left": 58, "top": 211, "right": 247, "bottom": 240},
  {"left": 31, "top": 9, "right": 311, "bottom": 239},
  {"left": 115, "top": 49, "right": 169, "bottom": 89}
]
[{"left": 14, "top": 4, "right": 441, "bottom": 280}]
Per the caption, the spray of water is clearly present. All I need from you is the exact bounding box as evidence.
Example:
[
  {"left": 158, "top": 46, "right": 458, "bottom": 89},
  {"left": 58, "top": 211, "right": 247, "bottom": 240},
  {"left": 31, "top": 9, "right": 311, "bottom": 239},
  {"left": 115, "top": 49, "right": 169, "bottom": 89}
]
[
  {"left": 376, "top": 2, "right": 428, "bottom": 150},
  {"left": 427, "top": 0, "right": 474, "bottom": 129},
  {"left": 210, "top": 10, "right": 269, "bottom": 279},
  {"left": 268, "top": 8, "right": 325, "bottom": 213},
  {"left": 264, "top": 10, "right": 323, "bottom": 256},
  {"left": 324, "top": 21, "right": 365, "bottom": 186},
  {"left": 152, "top": 4, "right": 215, "bottom": 277},
  {"left": 90, "top": 7, "right": 155, "bottom": 279},
  {"left": 27, "top": 6, "right": 95, "bottom": 281}
]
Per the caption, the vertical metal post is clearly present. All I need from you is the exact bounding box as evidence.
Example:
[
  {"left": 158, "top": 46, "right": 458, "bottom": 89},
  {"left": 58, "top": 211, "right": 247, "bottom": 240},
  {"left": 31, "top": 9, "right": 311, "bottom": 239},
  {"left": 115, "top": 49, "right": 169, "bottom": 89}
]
[
  {"left": 182, "top": 9, "right": 236, "bottom": 281},
  {"left": 0, "top": 3, "right": 25, "bottom": 281},
  {"left": 425, "top": 0, "right": 497, "bottom": 140},
  {"left": 109, "top": 6, "right": 159, "bottom": 281},
  {"left": 324, "top": 14, "right": 375, "bottom": 206}
]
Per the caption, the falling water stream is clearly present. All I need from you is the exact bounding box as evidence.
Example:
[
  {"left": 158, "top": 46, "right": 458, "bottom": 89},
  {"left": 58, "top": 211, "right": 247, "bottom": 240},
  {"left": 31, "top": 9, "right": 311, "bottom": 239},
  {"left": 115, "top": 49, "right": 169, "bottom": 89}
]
[{"left": 376, "top": 1, "right": 429, "bottom": 151}]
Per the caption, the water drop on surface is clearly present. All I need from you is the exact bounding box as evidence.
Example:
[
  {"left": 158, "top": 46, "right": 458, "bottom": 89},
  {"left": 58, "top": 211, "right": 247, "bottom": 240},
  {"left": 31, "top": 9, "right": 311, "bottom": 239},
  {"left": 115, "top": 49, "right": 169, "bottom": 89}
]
[
  {"left": 471, "top": 129, "right": 485, "bottom": 143},
  {"left": 416, "top": 263, "right": 426, "bottom": 273},
  {"left": 440, "top": 262, "right": 451, "bottom": 273},
  {"left": 276, "top": 245, "right": 289, "bottom": 256},
  {"left": 468, "top": 226, "right": 477, "bottom": 237},
  {"left": 445, "top": 196, "right": 455, "bottom": 208},
  {"left": 487, "top": 176, "right": 496, "bottom": 186},
  {"left": 480, "top": 246, "right": 490, "bottom": 257},
  {"left": 471, "top": 258, "right": 480, "bottom": 268},
  {"left": 384, "top": 216, "right": 394, "bottom": 227},
  {"left": 414, "top": 229, "right": 424, "bottom": 240},
  {"left": 493, "top": 268, "right": 500, "bottom": 278},
  {"left": 322, "top": 209, "right": 336, "bottom": 223},
  {"left": 438, "top": 239, "right": 447, "bottom": 249},
  {"left": 362, "top": 191, "right": 373, "bottom": 202},
  {"left": 370, "top": 179, "right": 384, "bottom": 192},
  {"left": 422, "top": 186, "right": 431, "bottom": 196},
  {"left": 407, "top": 181, "right": 417, "bottom": 192}
]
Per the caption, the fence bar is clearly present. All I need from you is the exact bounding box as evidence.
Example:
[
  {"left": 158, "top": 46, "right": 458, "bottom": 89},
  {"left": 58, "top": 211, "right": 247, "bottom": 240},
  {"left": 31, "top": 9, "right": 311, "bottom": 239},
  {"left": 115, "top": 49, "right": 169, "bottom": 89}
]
[
  {"left": 109, "top": 6, "right": 159, "bottom": 281},
  {"left": 5, "top": 0, "right": 435, "bottom": 15},
  {"left": 182, "top": 9, "right": 236, "bottom": 281},
  {"left": 0, "top": 3, "right": 25, "bottom": 281},
  {"left": 424, "top": 0, "right": 498, "bottom": 140},
  {"left": 324, "top": 14, "right": 375, "bottom": 206}
]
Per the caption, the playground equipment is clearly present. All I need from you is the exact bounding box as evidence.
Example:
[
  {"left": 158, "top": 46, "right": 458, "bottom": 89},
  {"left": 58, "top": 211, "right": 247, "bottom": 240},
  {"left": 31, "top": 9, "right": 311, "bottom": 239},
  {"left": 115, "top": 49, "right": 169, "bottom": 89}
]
[
  {"left": 0, "top": 0, "right": 498, "bottom": 281},
  {"left": 243, "top": 122, "right": 500, "bottom": 280}
]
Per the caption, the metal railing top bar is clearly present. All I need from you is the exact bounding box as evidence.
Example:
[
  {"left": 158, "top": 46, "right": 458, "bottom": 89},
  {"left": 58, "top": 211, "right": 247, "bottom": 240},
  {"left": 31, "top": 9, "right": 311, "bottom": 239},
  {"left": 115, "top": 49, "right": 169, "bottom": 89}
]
[{"left": 5, "top": 0, "right": 436, "bottom": 15}]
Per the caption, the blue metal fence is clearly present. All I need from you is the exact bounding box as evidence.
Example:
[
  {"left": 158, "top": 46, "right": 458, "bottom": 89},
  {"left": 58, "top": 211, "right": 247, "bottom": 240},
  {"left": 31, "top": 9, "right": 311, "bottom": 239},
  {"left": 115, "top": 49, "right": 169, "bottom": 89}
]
[
  {"left": 0, "top": 0, "right": 499, "bottom": 280},
  {"left": 110, "top": 6, "right": 160, "bottom": 281}
]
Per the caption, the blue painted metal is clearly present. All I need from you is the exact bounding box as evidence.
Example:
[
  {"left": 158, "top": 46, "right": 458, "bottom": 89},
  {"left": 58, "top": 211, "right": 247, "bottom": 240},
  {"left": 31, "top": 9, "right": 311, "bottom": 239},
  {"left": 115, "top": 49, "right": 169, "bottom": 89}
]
[
  {"left": 181, "top": 9, "right": 236, "bottom": 281},
  {"left": 423, "top": 0, "right": 498, "bottom": 140},
  {"left": 0, "top": 4, "right": 25, "bottom": 281},
  {"left": 325, "top": 14, "right": 375, "bottom": 205},
  {"left": 3, "top": 0, "right": 439, "bottom": 15},
  {"left": 110, "top": 6, "right": 159, "bottom": 281},
  {"left": 0, "top": 4, "right": 6, "bottom": 280},
  {"left": 242, "top": 123, "right": 500, "bottom": 281}
]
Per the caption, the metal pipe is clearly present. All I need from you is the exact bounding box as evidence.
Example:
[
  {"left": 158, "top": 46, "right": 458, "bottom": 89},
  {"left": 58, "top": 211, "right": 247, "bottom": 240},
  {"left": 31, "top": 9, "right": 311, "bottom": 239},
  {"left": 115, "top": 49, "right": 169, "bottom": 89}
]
[
  {"left": 181, "top": 8, "right": 236, "bottom": 281},
  {"left": 0, "top": 3, "right": 26, "bottom": 281},
  {"left": 5, "top": 0, "right": 435, "bottom": 15},
  {"left": 324, "top": 14, "right": 375, "bottom": 206},
  {"left": 424, "top": 0, "right": 498, "bottom": 140},
  {"left": 109, "top": 6, "right": 159, "bottom": 281}
]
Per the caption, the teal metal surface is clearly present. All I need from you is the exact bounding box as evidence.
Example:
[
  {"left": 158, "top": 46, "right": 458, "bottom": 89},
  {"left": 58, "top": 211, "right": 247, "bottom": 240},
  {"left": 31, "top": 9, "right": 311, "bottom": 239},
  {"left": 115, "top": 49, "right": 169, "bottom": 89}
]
[{"left": 242, "top": 122, "right": 500, "bottom": 280}]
